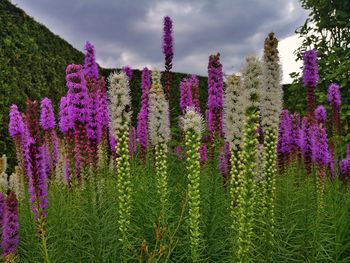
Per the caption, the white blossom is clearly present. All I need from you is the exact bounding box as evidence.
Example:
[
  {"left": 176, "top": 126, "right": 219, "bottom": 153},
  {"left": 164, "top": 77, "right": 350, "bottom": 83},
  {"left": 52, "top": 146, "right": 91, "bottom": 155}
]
[
  {"left": 108, "top": 72, "right": 131, "bottom": 139},
  {"left": 148, "top": 69, "right": 171, "bottom": 146},
  {"left": 223, "top": 75, "right": 246, "bottom": 150}
]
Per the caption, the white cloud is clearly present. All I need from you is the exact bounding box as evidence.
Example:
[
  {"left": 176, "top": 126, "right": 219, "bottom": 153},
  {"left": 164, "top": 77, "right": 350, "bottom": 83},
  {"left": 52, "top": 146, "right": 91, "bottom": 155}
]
[{"left": 279, "top": 34, "right": 303, "bottom": 84}]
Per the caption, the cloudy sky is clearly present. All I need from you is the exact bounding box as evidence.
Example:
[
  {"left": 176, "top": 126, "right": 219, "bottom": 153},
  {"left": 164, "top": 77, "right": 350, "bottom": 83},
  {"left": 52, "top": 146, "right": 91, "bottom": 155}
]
[{"left": 13, "top": 0, "right": 309, "bottom": 84}]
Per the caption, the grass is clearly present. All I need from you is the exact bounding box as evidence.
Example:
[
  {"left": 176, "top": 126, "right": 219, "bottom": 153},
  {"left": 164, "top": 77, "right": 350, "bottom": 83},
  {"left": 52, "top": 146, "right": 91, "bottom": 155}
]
[{"left": 16, "top": 154, "right": 350, "bottom": 262}]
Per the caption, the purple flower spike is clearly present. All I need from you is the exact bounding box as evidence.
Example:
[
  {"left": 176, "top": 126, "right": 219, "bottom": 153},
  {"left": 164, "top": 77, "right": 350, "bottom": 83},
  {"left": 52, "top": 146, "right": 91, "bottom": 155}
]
[
  {"left": 290, "top": 113, "right": 301, "bottom": 155},
  {"left": 84, "top": 41, "right": 99, "bottom": 81},
  {"left": 163, "top": 16, "right": 174, "bottom": 71},
  {"left": 40, "top": 97, "right": 56, "bottom": 131},
  {"left": 312, "top": 125, "right": 329, "bottom": 167},
  {"left": 277, "top": 110, "right": 292, "bottom": 170},
  {"left": 162, "top": 16, "right": 174, "bottom": 98},
  {"left": 303, "top": 50, "right": 318, "bottom": 88},
  {"left": 0, "top": 192, "right": 5, "bottom": 227},
  {"left": 327, "top": 83, "right": 341, "bottom": 107},
  {"left": 207, "top": 53, "right": 224, "bottom": 139},
  {"left": 199, "top": 144, "right": 207, "bottom": 164},
  {"left": 59, "top": 96, "right": 73, "bottom": 133},
  {"left": 122, "top": 66, "right": 133, "bottom": 81},
  {"left": 303, "top": 50, "right": 318, "bottom": 114},
  {"left": 327, "top": 83, "right": 341, "bottom": 133},
  {"left": 277, "top": 110, "right": 292, "bottom": 155},
  {"left": 180, "top": 77, "right": 194, "bottom": 113},
  {"left": 301, "top": 117, "right": 314, "bottom": 175},
  {"left": 1, "top": 192, "right": 20, "bottom": 257},
  {"left": 137, "top": 67, "right": 151, "bottom": 162},
  {"left": 175, "top": 146, "right": 183, "bottom": 161},
  {"left": 314, "top": 105, "right": 327, "bottom": 126},
  {"left": 9, "top": 104, "right": 25, "bottom": 138},
  {"left": 66, "top": 64, "right": 90, "bottom": 124}
]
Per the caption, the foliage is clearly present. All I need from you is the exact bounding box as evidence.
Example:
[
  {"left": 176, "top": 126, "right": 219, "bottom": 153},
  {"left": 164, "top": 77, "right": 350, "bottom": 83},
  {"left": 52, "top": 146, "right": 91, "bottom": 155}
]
[
  {"left": 288, "top": 0, "right": 350, "bottom": 136},
  {"left": 0, "top": 0, "right": 84, "bottom": 168},
  {"left": 0, "top": 1, "right": 209, "bottom": 171},
  {"left": 11, "top": 155, "right": 350, "bottom": 262}
]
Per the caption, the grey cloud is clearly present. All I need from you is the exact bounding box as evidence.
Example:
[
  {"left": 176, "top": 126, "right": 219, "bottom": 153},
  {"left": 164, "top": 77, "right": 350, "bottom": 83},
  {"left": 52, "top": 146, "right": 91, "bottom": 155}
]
[{"left": 13, "top": 0, "right": 308, "bottom": 80}]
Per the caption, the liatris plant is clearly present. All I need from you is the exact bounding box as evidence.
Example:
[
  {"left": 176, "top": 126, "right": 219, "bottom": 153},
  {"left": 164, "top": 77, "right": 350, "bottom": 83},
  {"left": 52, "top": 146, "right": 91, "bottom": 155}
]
[
  {"left": 59, "top": 96, "right": 75, "bottom": 182},
  {"left": 340, "top": 144, "right": 350, "bottom": 183},
  {"left": 66, "top": 64, "right": 90, "bottom": 183},
  {"left": 277, "top": 110, "right": 292, "bottom": 172},
  {"left": 84, "top": 41, "right": 99, "bottom": 81},
  {"left": 236, "top": 55, "right": 262, "bottom": 261},
  {"left": 174, "top": 146, "right": 183, "bottom": 161},
  {"left": 224, "top": 75, "right": 246, "bottom": 242},
  {"left": 207, "top": 53, "right": 224, "bottom": 145},
  {"left": 181, "top": 107, "right": 203, "bottom": 262},
  {"left": 1, "top": 192, "right": 19, "bottom": 261},
  {"left": 260, "top": 32, "right": 283, "bottom": 257},
  {"left": 301, "top": 117, "right": 314, "bottom": 175},
  {"left": 84, "top": 42, "right": 102, "bottom": 171},
  {"left": 162, "top": 16, "right": 174, "bottom": 100},
  {"left": 199, "top": 144, "right": 207, "bottom": 165},
  {"left": 327, "top": 83, "right": 341, "bottom": 174},
  {"left": 303, "top": 50, "right": 318, "bottom": 115},
  {"left": 0, "top": 156, "right": 8, "bottom": 193},
  {"left": 312, "top": 124, "right": 330, "bottom": 219},
  {"left": 290, "top": 113, "right": 302, "bottom": 161},
  {"left": 314, "top": 105, "right": 327, "bottom": 127},
  {"left": 108, "top": 72, "right": 132, "bottom": 250},
  {"left": 218, "top": 142, "right": 231, "bottom": 187},
  {"left": 24, "top": 100, "right": 50, "bottom": 262},
  {"left": 122, "top": 66, "right": 133, "bottom": 82},
  {"left": 86, "top": 81, "right": 101, "bottom": 170},
  {"left": 179, "top": 78, "right": 193, "bottom": 114},
  {"left": 128, "top": 127, "right": 137, "bottom": 159},
  {"left": 40, "top": 97, "right": 59, "bottom": 173},
  {"left": 190, "top": 75, "right": 200, "bottom": 113},
  {"left": 148, "top": 69, "right": 171, "bottom": 217},
  {"left": 97, "top": 77, "right": 110, "bottom": 170},
  {"left": 137, "top": 67, "right": 151, "bottom": 163},
  {"left": 8, "top": 105, "right": 25, "bottom": 175},
  {"left": 327, "top": 83, "right": 341, "bottom": 133},
  {"left": 0, "top": 192, "right": 5, "bottom": 234}
]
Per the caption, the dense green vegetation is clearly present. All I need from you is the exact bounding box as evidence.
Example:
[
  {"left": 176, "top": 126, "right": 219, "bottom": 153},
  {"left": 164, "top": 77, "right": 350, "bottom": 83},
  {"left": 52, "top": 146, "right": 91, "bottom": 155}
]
[
  {"left": 0, "top": 0, "right": 84, "bottom": 165},
  {"left": 1, "top": 0, "right": 349, "bottom": 165},
  {"left": 16, "top": 156, "right": 350, "bottom": 262},
  {"left": 287, "top": 0, "right": 350, "bottom": 138},
  {"left": 0, "top": 1, "right": 210, "bottom": 169}
]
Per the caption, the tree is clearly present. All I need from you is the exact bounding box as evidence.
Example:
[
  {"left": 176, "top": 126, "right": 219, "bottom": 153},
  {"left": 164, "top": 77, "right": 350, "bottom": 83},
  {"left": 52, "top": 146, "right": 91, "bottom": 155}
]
[{"left": 288, "top": 0, "right": 350, "bottom": 136}]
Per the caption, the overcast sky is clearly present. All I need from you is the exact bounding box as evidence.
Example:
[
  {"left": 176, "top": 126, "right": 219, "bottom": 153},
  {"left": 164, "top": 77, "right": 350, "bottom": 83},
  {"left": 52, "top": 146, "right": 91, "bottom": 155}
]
[{"left": 12, "top": 0, "right": 309, "bottom": 84}]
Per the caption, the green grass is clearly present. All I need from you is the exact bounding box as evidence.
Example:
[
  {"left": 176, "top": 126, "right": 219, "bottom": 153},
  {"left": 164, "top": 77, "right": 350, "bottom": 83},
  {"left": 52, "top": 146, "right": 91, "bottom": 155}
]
[{"left": 16, "top": 155, "right": 350, "bottom": 262}]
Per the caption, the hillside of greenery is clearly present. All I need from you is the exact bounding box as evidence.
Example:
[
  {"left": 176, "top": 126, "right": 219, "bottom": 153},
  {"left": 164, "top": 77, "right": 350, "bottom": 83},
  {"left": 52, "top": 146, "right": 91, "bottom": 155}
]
[{"left": 0, "top": 0, "right": 210, "bottom": 168}]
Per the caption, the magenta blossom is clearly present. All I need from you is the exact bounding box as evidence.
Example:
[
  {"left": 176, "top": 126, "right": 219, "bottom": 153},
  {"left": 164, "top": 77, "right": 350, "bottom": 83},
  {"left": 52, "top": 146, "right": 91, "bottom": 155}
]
[
  {"left": 314, "top": 105, "right": 327, "bottom": 126},
  {"left": 303, "top": 50, "right": 318, "bottom": 113},
  {"left": 199, "top": 144, "right": 207, "bottom": 164},
  {"left": 137, "top": 67, "right": 151, "bottom": 160},
  {"left": 207, "top": 53, "right": 224, "bottom": 138},
  {"left": 327, "top": 83, "right": 341, "bottom": 107},
  {"left": 122, "top": 66, "right": 133, "bottom": 81},
  {"left": 40, "top": 98, "right": 56, "bottom": 130},
  {"left": 303, "top": 50, "right": 318, "bottom": 88},
  {"left": 84, "top": 41, "right": 99, "bottom": 81},
  {"left": 59, "top": 96, "right": 73, "bottom": 133},
  {"left": 8, "top": 104, "right": 25, "bottom": 138},
  {"left": 66, "top": 64, "right": 90, "bottom": 124},
  {"left": 1, "top": 192, "right": 20, "bottom": 257}
]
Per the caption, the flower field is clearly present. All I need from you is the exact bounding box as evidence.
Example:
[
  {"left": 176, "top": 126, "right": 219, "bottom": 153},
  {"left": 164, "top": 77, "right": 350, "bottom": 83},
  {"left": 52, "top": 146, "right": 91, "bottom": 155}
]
[{"left": 1, "top": 15, "right": 350, "bottom": 263}]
